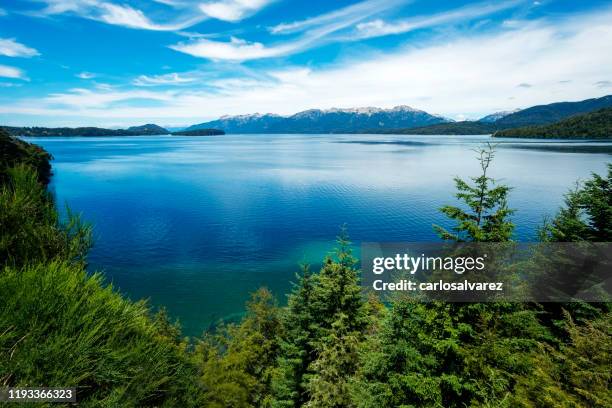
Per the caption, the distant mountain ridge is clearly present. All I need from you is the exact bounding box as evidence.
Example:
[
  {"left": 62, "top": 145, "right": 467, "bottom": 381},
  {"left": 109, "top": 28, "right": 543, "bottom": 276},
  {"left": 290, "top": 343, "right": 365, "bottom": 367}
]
[
  {"left": 5, "top": 95, "right": 611, "bottom": 137},
  {"left": 364, "top": 95, "right": 612, "bottom": 135},
  {"left": 493, "top": 107, "right": 612, "bottom": 139},
  {"left": 495, "top": 95, "right": 612, "bottom": 127},
  {"left": 186, "top": 106, "right": 450, "bottom": 134},
  {"left": 478, "top": 109, "right": 521, "bottom": 123}
]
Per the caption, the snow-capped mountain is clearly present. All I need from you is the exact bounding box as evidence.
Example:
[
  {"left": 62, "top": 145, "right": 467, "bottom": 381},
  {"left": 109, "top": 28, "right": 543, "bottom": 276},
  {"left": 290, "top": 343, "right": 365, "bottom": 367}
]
[
  {"left": 478, "top": 109, "right": 521, "bottom": 123},
  {"left": 186, "top": 106, "right": 450, "bottom": 134}
]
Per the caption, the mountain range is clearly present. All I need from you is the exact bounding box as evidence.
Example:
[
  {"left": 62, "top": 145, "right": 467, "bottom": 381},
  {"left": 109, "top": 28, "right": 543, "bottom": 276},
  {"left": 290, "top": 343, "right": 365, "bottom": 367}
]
[
  {"left": 3, "top": 95, "right": 611, "bottom": 137},
  {"left": 184, "top": 95, "right": 612, "bottom": 134},
  {"left": 186, "top": 106, "right": 450, "bottom": 134}
]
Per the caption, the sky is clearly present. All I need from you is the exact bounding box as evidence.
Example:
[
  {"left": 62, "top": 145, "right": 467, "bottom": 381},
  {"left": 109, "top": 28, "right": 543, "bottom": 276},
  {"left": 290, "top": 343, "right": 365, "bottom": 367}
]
[{"left": 0, "top": 0, "right": 611, "bottom": 127}]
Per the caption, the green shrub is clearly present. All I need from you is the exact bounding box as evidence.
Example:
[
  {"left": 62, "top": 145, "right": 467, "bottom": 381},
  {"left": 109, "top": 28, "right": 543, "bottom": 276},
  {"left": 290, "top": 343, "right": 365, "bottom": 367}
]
[
  {"left": 0, "top": 260, "right": 201, "bottom": 407},
  {"left": 0, "top": 165, "right": 91, "bottom": 268}
]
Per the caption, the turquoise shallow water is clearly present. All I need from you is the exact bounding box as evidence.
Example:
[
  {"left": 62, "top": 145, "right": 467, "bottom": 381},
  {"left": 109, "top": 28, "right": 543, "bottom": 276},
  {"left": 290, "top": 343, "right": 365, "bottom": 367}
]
[{"left": 26, "top": 134, "right": 611, "bottom": 335}]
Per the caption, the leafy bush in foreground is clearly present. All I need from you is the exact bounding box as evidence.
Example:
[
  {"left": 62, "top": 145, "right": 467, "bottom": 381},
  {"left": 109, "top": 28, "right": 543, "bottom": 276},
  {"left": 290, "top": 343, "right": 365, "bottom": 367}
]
[
  {"left": 0, "top": 261, "right": 199, "bottom": 407},
  {"left": 0, "top": 127, "right": 51, "bottom": 185}
]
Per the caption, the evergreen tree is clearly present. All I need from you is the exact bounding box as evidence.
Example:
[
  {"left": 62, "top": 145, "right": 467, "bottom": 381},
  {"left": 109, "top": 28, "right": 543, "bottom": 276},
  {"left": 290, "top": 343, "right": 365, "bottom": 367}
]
[
  {"left": 272, "top": 264, "right": 318, "bottom": 407},
  {"left": 273, "top": 228, "right": 368, "bottom": 407},
  {"left": 198, "top": 288, "right": 281, "bottom": 407},
  {"left": 434, "top": 143, "right": 514, "bottom": 242},
  {"left": 305, "top": 314, "right": 361, "bottom": 408},
  {"left": 541, "top": 164, "right": 611, "bottom": 242}
]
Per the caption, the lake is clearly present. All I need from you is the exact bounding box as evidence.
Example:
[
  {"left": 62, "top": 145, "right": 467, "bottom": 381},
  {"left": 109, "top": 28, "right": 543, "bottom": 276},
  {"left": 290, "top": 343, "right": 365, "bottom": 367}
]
[{"left": 27, "top": 134, "right": 611, "bottom": 335}]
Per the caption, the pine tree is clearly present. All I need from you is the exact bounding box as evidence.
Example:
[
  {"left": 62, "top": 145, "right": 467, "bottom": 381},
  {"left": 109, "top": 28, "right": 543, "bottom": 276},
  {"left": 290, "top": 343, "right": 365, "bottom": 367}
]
[
  {"left": 198, "top": 288, "right": 281, "bottom": 408},
  {"left": 305, "top": 314, "right": 360, "bottom": 408},
  {"left": 541, "top": 164, "right": 611, "bottom": 242},
  {"left": 272, "top": 264, "right": 318, "bottom": 408},
  {"left": 272, "top": 229, "right": 368, "bottom": 407},
  {"left": 434, "top": 143, "right": 514, "bottom": 242}
]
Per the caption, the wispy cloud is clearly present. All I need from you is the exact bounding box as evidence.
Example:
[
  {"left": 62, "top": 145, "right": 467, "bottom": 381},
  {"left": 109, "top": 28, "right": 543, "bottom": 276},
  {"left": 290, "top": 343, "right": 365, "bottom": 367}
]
[
  {"left": 0, "top": 8, "right": 7, "bottom": 16},
  {"left": 34, "top": 0, "right": 275, "bottom": 30},
  {"left": 354, "top": 0, "right": 525, "bottom": 39},
  {"left": 0, "top": 38, "right": 40, "bottom": 57},
  {"left": 199, "top": 0, "right": 276, "bottom": 22},
  {"left": 37, "top": 0, "right": 207, "bottom": 31},
  {"left": 269, "top": 0, "right": 406, "bottom": 34},
  {"left": 76, "top": 71, "right": 96, "bottom": 79},
  {"left": 171, "top": 0, "right": 406, "bottom": 61},
  {"left": 169, "top": 36, "right": 294, "bottom": 61},
  {"left": 595, "top": 80, "right": 612, "bottom": 88},
  {"left": 172, "top": 0, "right": 525, "bottom": 62},
  {"left": 4, "top": 6, "right": 612, "bottom": 125},
  {"left": 43, "top": 87, "right": 175, "bottom": 109},
  {"left": 133, "top": 72, "right": 200, "bottom": 86},
  {"left": 0, "top": 64, "right": 28, "bottom": 80},
  {"left": 0, "top": 83, "right": 23, "bottom": 88}
]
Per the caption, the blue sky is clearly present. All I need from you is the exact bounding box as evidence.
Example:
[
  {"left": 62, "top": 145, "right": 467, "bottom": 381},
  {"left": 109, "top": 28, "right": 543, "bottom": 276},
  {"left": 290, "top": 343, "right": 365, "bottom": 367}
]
[{"left": 0, "top": 0, "right": 611, "bottom": 127}]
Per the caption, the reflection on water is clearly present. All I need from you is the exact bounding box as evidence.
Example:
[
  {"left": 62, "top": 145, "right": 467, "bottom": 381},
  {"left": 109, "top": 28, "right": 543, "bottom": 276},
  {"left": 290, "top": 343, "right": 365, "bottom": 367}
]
[{"left": 26, "top": 134, "right": 611, "bottom": 335}]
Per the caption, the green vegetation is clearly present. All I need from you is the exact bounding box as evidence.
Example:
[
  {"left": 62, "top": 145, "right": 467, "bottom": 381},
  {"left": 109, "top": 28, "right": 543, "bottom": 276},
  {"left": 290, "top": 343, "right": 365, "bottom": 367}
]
[
  {"left": 172, "top": 128, "right": 225, "bottom": 136},
  {"left": 361, "top": 121, "right": 497, "bottom": 135},
  {"left": 2, "top": 125, "right": 169, "bottom": 137},
  {"left": 494, "top": 108, "right": 612, "bottom": 139},
  {"left": 0, "top": 127, "right": 51, "bottom": 184},
  {"left": 495, "top": 94, "right": 612, "bottom": 128},
  {"left": 1, "top": 136, "right": 610, "bottom": 407},
  {"left": 1, "top": 124, "right": 227, "bottom": 137}
]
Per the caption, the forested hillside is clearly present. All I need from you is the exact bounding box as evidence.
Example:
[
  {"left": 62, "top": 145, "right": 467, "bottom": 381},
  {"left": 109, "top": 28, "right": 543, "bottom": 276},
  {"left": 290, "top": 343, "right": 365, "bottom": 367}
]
[
  {"left": 495, "top": 94, "right": 612, "bottom": 127},
  {"left": 2, "top": 125, "right": 169, "bottom": 137},
  {"left": 1, "top": 134, "right": 610, "bottom": 406},
  {"left": 494, "top": 108, "right": 612, "bottom": 138},
  {"left": 362, "top": 121, "right": 496, "bottom": 135}
]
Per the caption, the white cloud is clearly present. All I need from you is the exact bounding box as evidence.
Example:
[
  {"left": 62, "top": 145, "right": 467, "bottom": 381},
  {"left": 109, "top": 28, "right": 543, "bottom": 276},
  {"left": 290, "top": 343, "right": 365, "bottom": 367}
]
[
  {"left": 133, "top": 72, "right": 200, "bottom": 86},
  {"left": 355, "top": 0, "right": 524, "bottom": 39},
  {"left": 199, "top": 0, "right": 274, "bottom": 22},
  {"left": 3, "top": 7, "right": 612, "bottom": 125},
  {"left": 0, "top": 64, "right": 28, "bottom": 80},
  {"left": 174, "top": 0, "right": 524, "bottom": 62},
  {"left": 38, "top": 0, "right": 207, "bottom": 31},
  {"left": 44, "top": 88, "right": 175, "bottom": 109},
  {"left": 169, "top": 36, "right": 294, "bottom": 60},
  {"left": 270, "top": 0, "right": 408, "bottom": 34},
  {"left": 0, "top": 82, "right": 23, "bottom": 88},
  {"left": 0, "top": 38, "right": 40, "bottom": 57},
  {"left": 171, "top": 0, "right": 399, "bottom": 61},
  {"left": 36, "top": 0, "right": 275, "bottom": 29},
  {"left": 77, "top": 71, "right": 96, "bottom": 79}
]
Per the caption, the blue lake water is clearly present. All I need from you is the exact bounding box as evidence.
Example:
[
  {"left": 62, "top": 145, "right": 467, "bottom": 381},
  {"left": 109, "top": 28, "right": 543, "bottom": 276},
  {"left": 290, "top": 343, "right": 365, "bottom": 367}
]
[{"left": 27, "top": 134, "right": 611, "bottom": 335}]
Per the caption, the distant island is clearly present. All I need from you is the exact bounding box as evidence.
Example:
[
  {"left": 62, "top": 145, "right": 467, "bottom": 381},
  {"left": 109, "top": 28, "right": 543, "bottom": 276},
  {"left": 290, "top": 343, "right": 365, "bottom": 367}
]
[
  {"left": 2, "top": 124, "right": 170, "bottom": 137},
  {"left": 493, "top": 108, "right": 612, "bottom": 139},
  {"left": 1, "top": 124, "right": 224, "bottom": 137},
  {"left": 171, "top": 128, "right": 225, "bottom": 136}
]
